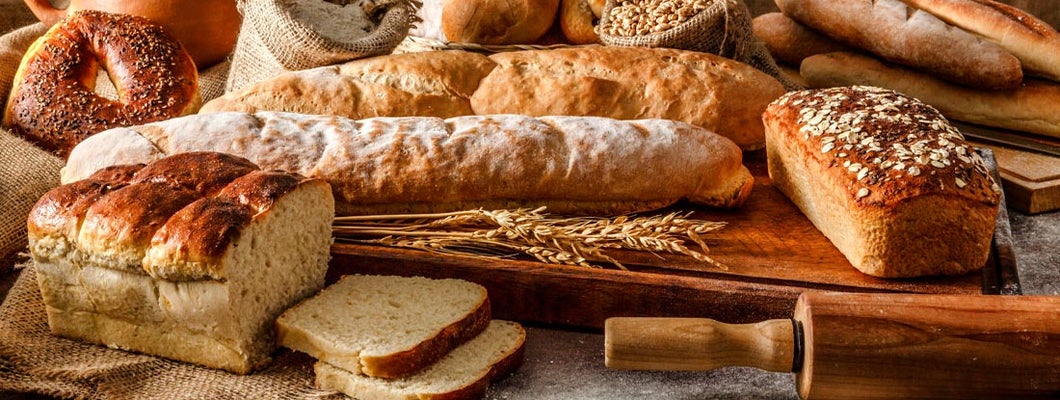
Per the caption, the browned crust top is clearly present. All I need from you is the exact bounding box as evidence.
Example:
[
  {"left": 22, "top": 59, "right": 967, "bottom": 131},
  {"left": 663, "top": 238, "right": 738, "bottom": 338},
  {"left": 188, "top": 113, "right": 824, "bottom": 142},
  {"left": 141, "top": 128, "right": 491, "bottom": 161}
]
[
  {"left": 4, "top": 9, "right": 198, "bottom": 158},
  {"left": 766, "top": 85, "right": 1001, "bottom": 208}
]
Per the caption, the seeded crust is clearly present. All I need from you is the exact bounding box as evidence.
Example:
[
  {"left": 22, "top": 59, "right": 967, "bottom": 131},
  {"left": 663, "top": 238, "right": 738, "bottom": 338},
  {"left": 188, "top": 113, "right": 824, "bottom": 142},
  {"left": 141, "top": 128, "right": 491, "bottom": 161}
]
[
  {"left": 764, "top": 86, "right": 1000, "bottom": 278},
  {"left": 2, "top": 10, "right": 200, "bottom": 158}
]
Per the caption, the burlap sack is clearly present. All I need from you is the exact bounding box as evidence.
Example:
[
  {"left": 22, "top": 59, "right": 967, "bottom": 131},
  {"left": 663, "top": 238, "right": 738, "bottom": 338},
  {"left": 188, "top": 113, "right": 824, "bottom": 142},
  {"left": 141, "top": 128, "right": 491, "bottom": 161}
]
[
  {"left": 0, "top": 264, "right": 345, "bottom": 399},
  {"left": 598, "top": 0, "right": 802, "bottom": 91},
  {"left": 0, "top": 0, "right": 36, "bottom": 36},
  {"left": 0, "top": 130, "right": 62, "bottom": 273},
  {"left": 225, "top": 0, "right": 417, "bottom": 93}
]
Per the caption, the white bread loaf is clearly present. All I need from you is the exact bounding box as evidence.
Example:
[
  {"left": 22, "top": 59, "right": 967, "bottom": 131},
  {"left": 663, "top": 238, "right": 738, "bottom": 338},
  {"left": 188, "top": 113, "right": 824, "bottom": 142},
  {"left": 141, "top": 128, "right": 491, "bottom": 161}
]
[
  {"left": 62, "top": 112, "right": 754, "bottom": 216},
  {"left": 775, "top": 0, "right": 1023, "bottom": 90},
  {"left": 314, "top": 320, "right": 526, "bottom": 400},
  {"left": 441, "top": 0, "right": 559, "bottom": 44},
  {"left": 27, "top": 152, "right": 335, "bottom": 374},
  {"left": 277, "top": 274, "right": 491, "bottom": 378},
  {"left": 801, "top": 51, "right": 1060, "bottom": 139},
  {"left": 901, "top": 0, "right": 1060, "bottom": 82},
  {"left": 200, "top": 47, "right": 785, "bottom": 150},
  {"left": 763, "top": 86, "right": 1001, "bottom": 278}
]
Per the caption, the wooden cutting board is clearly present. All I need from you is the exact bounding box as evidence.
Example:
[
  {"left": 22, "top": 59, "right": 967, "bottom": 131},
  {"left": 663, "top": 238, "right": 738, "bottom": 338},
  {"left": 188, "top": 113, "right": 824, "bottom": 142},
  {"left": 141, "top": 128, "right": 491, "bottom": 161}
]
[
  {"left": 966, "top": 139, "right": 1060, "bottom": 214},
  {"left": 328, "top": 151, "right": 1019, "bottom": 329}
]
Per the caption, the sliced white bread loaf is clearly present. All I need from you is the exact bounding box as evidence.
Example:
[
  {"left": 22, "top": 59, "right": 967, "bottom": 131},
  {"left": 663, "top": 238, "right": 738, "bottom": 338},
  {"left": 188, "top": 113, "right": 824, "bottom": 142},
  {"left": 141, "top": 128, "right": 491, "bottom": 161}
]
[
  {"left": 315, "top": 320, "right": 526, "bottom": 400},
  {"left": 276, "top": 274, "right": 491, "bottom": 378}
]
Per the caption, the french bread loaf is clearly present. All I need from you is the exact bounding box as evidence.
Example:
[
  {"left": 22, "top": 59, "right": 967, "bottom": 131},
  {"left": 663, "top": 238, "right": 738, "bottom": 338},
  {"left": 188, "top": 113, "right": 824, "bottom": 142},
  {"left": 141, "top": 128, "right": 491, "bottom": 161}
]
[
  {"left": 901, "top": 0, "right": 1060, "bottom": 82},
  {"left": 751, "top": 12, "right": 854, "bottom": 66},
  {"left": 276, "top": 274, "right": 491, "bottom": 378},
  {"left": 472, "top": 46, "right": 785, "bottom": 150},
  {"left": 775, "top": 0, "right": 1023, "bottom": 90},
  {"left": 314, "top": 320, "right": 526, "bottom": 400},
  {"left": 801, "top": 51, "right": 1060, "bottom": 139},
  {"left": 200, "top": 50, "right": 497, "bottom": 119},
  {"left": 62, "top": 112, "right": 754, "bottom": 216},
  {"left": 28, "top": 152, "right": 335, "bottom": 374},
  {"left": 764, "top": 86, "right": 1001, "bottom": 278}
]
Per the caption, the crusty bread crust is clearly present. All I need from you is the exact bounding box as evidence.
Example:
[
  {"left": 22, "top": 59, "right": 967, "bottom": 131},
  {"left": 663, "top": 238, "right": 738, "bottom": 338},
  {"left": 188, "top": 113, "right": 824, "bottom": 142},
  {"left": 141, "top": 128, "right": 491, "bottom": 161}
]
[
  {"left": 64, "top": 112, "right": 755, "bottom": 216},
  {"left": 751, "top": 12, "right": 854, "bottom": 66},
  {"left": 775, "top": 0, "right": 1022, "bottom": 90},
  {"left": 559, "top": 0, "right": 600, "bottom": 44},
  {"left": 764, "top": 86, "right": 1000, "bottom": 277},
  {"left": 441, "top": 0, "right": 559, "bottom": 44},
  {"left": 802, "top": 51, "right": 1060, "bottom": 139}
]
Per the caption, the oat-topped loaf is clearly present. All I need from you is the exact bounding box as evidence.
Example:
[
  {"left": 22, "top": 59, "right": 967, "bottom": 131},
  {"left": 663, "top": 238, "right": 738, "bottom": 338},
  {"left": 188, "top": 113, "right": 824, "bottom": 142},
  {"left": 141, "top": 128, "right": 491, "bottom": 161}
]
[
  {"left": 27, "top": 151, "right": 334, "bottom": 374},
  {"left": 763, "top": 85, "right": 1001, "bottom": 278}
]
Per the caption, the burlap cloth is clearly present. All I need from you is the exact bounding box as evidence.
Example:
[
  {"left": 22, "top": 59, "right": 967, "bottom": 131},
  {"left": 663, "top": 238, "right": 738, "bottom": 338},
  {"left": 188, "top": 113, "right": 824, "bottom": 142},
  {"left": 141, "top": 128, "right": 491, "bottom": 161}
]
[
  {"left": 598, "top": 0, "right": 802, "bottom": 91},
  {"left": 225, "top": 0, "right": 417, "bottom": 93},
  {"left": 0, "top": 264, "right": 345, "bottom": 399}
]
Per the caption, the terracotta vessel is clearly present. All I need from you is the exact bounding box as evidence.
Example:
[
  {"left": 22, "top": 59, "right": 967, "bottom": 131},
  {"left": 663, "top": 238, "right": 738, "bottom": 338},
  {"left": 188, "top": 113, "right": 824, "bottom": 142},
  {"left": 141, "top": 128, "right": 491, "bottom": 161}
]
[{"left": 24, "top": 0, "right": 241, "bottom": 68}]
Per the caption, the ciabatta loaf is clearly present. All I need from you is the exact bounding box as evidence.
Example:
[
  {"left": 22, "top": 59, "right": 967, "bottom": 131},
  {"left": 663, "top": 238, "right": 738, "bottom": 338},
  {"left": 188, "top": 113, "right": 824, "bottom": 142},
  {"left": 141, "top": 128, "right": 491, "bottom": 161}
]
[
  {"left": 314, "top": 320, "right": 526, "bottom": 400},
  {"left": 775, "top": 0, "right": 1022, "bottom": 90},
  {"left": 27, "top": 152, "right": 334, "bottom": 374},
  {"left": 901, "top": 0, "right": 1060, "bottom": 82},
  {"left": 472, "top": 46, "right": 785, "bottom": 150},
  {"left": 801, "top": 51, "right": 1060, "bottom": 139},
  {"left": 62, "top": 112, "right": 754, "bottom": 216},
  {"left": 763, "top": 86, "right": 1001, "bottom": 278},
  {"left": 277, "top": 274, "right": 491, "bottom": 378}
]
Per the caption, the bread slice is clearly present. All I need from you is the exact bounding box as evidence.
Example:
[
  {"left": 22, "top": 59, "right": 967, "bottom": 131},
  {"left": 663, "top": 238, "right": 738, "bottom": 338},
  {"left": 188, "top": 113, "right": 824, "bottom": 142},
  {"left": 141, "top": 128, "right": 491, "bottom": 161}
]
[
  {"left": 276, "top": 274, "right": 491, "bottom": 378},
  {"left": 315, "top": 320, "right": 526, "bottom": 400}
]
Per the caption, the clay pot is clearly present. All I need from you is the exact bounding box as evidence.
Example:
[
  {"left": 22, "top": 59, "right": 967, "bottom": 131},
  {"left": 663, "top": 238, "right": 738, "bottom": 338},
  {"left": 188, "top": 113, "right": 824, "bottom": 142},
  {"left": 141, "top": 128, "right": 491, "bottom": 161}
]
[{"left": 24, "top": 0, "right": 241, "bottom": 68}]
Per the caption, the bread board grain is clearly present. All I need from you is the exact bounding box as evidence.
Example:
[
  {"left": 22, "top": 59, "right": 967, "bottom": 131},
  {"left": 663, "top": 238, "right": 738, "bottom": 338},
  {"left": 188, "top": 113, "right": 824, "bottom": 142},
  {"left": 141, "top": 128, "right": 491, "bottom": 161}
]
[{"left": 328, "top": 151, "right": 1019, "bottom": 329}]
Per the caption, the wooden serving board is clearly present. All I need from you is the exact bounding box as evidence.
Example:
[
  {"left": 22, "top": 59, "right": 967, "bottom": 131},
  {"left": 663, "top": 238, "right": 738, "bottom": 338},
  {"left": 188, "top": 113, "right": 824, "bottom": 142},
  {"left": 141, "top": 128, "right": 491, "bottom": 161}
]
[{"left": 328, "top": 151, "right": 1019, "bottom": 329}]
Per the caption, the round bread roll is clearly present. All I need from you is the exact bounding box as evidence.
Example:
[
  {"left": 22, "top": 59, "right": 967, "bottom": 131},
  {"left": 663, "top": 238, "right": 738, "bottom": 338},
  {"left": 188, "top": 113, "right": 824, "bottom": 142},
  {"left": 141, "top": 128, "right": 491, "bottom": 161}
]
[
  {"left": 441, "top": 0, "right": 560, "bottom": 44},
  {"left": 560, "top": 0, "right": 600, "bottom": 44},
  {"left": 3, "top": 10, "right": 200, "bottom": 158}
]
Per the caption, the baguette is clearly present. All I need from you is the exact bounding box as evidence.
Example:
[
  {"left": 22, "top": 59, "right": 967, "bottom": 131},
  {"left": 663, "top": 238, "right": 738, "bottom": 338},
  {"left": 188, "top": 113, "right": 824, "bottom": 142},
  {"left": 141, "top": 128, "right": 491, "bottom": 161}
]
[
  {"left": 764, "top": 86, "right": 1001, "bottom": 277},
  {"left": 775, "top": 0, "right": 1023, "bottom": 90},
  {"left": 62, "top": 112, "right": 754, "bottom": 216},
  {"left": 901, "top": 0, "right": 1060, "bottom": 82},
  {"left": 801, "top": 51, "right": 1060, "bottom": 139},
  {"left": 751, "top": 12, "right": 853, "bottom": 66}
]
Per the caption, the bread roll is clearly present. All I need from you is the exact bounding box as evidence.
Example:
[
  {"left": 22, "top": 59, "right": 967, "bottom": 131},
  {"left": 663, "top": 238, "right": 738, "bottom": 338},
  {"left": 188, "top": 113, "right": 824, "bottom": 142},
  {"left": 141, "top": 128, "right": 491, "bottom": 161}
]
[
  {"left": 751, "top": 12, "right": 853, "bottom": 66},
  {"left": 28, "top": 152, "right": 334, "bottom": 374},
  {"left": 775, "top": 0, "right": 1023, "bottom": 90},
  {"left": 559, "top": 0, "right": 600, "bottom": 44},
  {"left": 200, "top": 51, "right": 497, "bottom": 118},
  {"left": 63, "top": 112, "right": 754, "bottom": 216},
  {"left": 801, "top": 51, "right": 1060, "bottom": 139},
  {"left": 472, "top": 46, "right": 786, "bottom": 150},
  {"left": 764, "top": 86, "right": 1001, "bottom": 278},
  {"left": 442, "top": 0, "right": 559, "bottom": 44},
  {"left": 901, "top": 0, "right": 1060, "bottom": 82}
]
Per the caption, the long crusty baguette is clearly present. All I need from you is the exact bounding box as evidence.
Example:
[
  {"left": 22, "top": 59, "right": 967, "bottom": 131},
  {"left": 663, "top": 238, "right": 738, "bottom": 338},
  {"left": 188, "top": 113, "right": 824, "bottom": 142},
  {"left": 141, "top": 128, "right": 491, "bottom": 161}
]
[
  {"left": 775, "top": 0, "right": 1023, "bottom": 90},
  {"left": 751, "top": 12, "right": 854, "bottom": 67},
  {"left": 802, "top": 51, "right": 1060, "bottom": 139},
  {"left": 62, "top": 112, "right": 754, "bottom": 216},
  {"left": 901, "top": 0, "right": 1060, "bottom": 82}
]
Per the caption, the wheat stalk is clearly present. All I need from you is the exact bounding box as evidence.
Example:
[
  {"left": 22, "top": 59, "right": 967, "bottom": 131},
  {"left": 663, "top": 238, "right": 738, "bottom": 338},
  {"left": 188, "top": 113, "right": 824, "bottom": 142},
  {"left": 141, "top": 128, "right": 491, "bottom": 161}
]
[{"left": 333, "top": 207, "right": 727, "bottom": 270}]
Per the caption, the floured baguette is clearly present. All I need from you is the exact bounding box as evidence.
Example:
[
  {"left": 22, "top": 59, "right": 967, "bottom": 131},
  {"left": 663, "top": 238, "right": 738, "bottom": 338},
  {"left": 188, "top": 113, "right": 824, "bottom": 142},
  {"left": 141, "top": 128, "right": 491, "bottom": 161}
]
[
  {"left": 764, "top": 86, "right": 1001, "bottom": 277},
  {"left": 315, "top": 320, "right": 526, "bottom": 400},
  {"left": 901, "top": 0, "right": 1060, "bottom": 82},
  {"left": 801, "top": 51, "right": 1060, "bottom": 139},
  {"left": 62, "top": 112, "right": 754, "bottom": 216},
  {"left": 277, "top": 274, "right": 492, "bottom": 378},
  {"left": 775, "top": 0, "right": 1022, "bottom": 90}
]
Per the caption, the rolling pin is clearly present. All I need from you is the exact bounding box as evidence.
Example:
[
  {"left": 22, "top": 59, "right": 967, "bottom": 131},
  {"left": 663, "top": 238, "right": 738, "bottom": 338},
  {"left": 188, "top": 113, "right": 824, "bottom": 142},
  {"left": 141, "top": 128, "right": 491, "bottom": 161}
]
[{"left": 605, "top": 292, "right": 1060, "bottom": 399}]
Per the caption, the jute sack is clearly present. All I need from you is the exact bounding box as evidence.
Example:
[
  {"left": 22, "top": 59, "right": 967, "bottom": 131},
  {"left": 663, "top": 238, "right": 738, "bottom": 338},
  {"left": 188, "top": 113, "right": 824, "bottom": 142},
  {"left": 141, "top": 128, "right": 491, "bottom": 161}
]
[
  {"left": 598, "top": 0, "right": 802, "bottom": 91},
  {"left": 226, "top": 0, "right": 417, "bottom": 93},
  {"left": 0, "top": 131, "right": 61, "bottom": 274},
  {"left": 0, "top": 264, "right": 344, "bottom": 399}
]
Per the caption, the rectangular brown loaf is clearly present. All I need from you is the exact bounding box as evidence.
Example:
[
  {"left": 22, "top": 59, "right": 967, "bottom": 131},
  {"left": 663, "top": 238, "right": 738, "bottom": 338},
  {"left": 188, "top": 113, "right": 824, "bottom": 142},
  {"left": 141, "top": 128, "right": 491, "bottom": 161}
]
[
  {"left": 200, "top": 46, "right": 785, "bottom": 150},
  {"left": 62, "top": 112, "right": 754, "bottom": 216},
  {"left": 775, "top": 0, "right": 1023, "bottom": 90},
  {"left": 763, "top": 86, "right": 1001, "bottom": 278}
]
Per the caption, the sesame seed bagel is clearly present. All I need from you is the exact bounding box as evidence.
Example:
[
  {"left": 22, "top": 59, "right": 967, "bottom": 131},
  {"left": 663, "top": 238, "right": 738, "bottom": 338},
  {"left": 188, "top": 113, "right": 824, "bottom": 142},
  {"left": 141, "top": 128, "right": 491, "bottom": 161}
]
[{"left": 3, "top": 10, "right": 200, "bottom": 158}]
